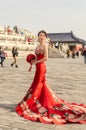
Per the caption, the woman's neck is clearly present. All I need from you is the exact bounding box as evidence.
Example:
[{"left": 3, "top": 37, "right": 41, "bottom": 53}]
[{"left": 39, "top": 41, "right": 45, "bottom": 45}]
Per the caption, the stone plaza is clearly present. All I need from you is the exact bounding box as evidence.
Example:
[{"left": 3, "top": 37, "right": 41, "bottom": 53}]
[{"left": 0, "top": 57, "right": 86, "bottom": 130}]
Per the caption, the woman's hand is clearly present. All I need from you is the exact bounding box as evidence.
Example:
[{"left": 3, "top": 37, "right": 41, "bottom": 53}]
[
  {"left": 32, "top": 60, "right": 38, "bottom": 65},
  {"left": 31, "top": 59, "right": 35, "bottom": 64},
  {"left": 31, "top": 59, "right": 38, "bottom": 65}
]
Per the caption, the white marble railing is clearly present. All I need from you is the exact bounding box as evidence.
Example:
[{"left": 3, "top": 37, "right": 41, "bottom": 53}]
[
  {"left": 0, "top": 31, "right": 37, "bottom": 51},
  {"left": 0, "top": 33, "right": 25, "bottom": 41}
]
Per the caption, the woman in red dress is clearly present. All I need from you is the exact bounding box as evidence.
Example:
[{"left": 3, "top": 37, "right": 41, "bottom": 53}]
[{"left": 16, "top": 30, "right": 86, "bottom": 124}]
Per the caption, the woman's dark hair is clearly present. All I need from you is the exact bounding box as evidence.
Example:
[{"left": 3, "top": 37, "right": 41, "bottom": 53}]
[{"left": 38, "top": 30, "right": 47, "bottom": 37}]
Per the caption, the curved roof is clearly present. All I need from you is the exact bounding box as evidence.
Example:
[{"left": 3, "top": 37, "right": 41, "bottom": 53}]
[{"left": 47, "top": 31, "right": 86, "bottom": 43}]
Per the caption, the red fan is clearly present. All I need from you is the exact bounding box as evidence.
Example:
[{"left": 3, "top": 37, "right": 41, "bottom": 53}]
[{"left": 26, "top": 54, "right": 36, "bottom": 65}]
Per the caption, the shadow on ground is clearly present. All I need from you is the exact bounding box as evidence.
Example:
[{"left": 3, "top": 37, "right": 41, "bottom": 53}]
[{"left": 0, "top": 104, "right": 17, "bottom": 112}]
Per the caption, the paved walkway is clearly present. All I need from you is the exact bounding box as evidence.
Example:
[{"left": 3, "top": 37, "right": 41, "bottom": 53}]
[{"left": 0, "top": 57, "right": 86, "bottom": 130}]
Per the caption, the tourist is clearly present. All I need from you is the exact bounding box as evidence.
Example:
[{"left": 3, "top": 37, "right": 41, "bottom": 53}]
[
  {"left": 76, "top": 51, "right": 79, "bottom": 58},
  {"left": 0, "top": 46, "right": 6, "bottom": 67},
  {"left": 11, "top": 46, "right": 18, "bottom": 68},
  {"left": 72, "top": 50, "right": 76, "bottom": 58},
  {"left": 82, "top": 46, "right": 86, "bottom": 64},
  {"left": 67, "top": 48, "right": 71, "bottom": 58},
  {"left": 16, "top": 30, "right": 86, "bottom": 124},
  {"left": 13, "top": 26, "right": 19, "bottom": 34}
]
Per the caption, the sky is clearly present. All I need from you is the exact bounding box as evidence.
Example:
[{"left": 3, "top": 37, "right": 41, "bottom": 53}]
[{"left": 0, "top": 0, "right": 86, "bottom": 39}]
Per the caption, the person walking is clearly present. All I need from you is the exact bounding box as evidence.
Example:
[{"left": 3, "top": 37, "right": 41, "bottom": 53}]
[
  {"left": 0, "top": 46, "right": 6, "bottom": 67},
  {"left": 72, "top": 50, "right": 76, "bottom": 58},
  {"left": 67, "top": 48, "right": 71, "bottom": 58},
  {"left": 82, "top": 47, "right": 86, "bottom": 64},
  {"left": 11, "top": 46, "right": 18, "bottom": 68},
  {"left": 76, "top": 51, "right": 79, "bottom": 58}
]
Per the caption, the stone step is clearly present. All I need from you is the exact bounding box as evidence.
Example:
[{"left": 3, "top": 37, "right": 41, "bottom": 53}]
[{"left": 48, "top": 46, "right": 65, "bottom": 58}]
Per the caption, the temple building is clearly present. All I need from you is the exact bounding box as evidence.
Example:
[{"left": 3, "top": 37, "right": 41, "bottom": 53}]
[{"left": 47, "top": 31, "right": 86, "bottom": 52}]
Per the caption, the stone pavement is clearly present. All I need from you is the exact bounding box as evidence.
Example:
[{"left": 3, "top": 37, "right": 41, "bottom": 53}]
[{"left": 0, "top": 57, "right": 86, "bottom": 130}]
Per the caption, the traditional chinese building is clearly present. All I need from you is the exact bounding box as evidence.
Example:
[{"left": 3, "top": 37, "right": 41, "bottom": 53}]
[{"left": 47, "top": 31, "right": 86, "bottom": 52}]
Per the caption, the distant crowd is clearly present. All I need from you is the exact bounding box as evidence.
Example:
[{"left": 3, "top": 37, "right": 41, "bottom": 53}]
[
  {"left": 0, "top": 25, "right": 26, "bottom": 35},
  {"left": 66, "top": 48, "right": 79, "bottom": 58},
  {"left": 0, "top": 44, "right": 86, "bottom": 68},
  {"left": 0, "top": 45, "right": 18, "bottom": 67},
  {"left": 0, "top": 25, "right": 35, "bottom": 43},
  {"left": 66, "top": 47, "right": 86, "bottom": 59}
]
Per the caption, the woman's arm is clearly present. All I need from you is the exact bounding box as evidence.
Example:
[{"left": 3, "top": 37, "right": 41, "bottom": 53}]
[{"left": 33, "top": 44, "right": 48, "bottom": 64}]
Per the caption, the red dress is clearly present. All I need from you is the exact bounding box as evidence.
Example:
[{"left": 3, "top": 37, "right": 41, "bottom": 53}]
[{"left": 16, "top": 51, "right": 86, "bottom": 124}]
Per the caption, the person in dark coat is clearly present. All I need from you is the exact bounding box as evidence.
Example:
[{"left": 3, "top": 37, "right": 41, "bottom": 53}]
[
  {"left": 81, "top": 46, "right": 86, "bottom": 64},
  {"left": 76, "top": 51, "right": 79, "bottom": 58},
  {"left": 0, "top": 46, "right": 6, "bottom": 67},
  {"left": 11, "top": 46, "right": 18, "bottom": 67}
]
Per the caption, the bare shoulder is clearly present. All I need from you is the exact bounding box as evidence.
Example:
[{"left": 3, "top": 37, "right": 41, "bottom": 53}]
[
  {"left": 35, "top": 45, "right": 40, "bottom": 50},
  {"left": 43, "top": 43, "right": 48, "bottom": 49}
]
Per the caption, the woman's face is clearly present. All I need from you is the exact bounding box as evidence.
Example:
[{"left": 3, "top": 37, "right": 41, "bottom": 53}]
[{"left": 38, "top": 33, "right": 46, "bottom": 43}]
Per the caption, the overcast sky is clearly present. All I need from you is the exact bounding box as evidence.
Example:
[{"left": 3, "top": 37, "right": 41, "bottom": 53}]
[{"left": 0, "top": 0, "right": 86, "bottom": 39}]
